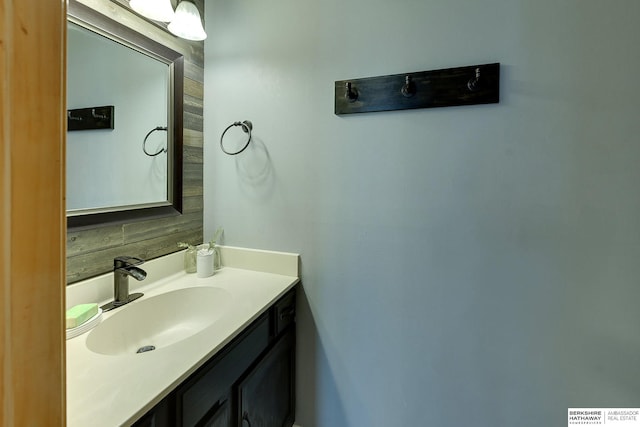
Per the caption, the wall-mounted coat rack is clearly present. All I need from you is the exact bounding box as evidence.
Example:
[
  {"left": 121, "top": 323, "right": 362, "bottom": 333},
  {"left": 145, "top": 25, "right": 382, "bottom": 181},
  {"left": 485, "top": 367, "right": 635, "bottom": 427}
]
[
  {"left": 67, "top": 105, "right": 114, "bottom": 131},
  {"left": 334, "top": 63, "right": 499, "bottom": 115}
]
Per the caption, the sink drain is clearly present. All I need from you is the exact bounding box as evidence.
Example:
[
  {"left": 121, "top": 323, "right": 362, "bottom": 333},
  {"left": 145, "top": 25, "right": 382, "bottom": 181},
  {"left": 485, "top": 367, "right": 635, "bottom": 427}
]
[{"left": 136, "top": 345, "right": 156, "bottom": 354}]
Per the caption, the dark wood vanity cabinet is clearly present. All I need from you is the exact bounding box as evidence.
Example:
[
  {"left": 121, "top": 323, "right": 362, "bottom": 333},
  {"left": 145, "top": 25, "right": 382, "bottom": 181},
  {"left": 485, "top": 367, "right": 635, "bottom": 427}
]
[
  {"left": 237, "top": 328, "right": 295, "bottom": 427},
  {"left": 130, "top": 399, "right": 171, "bottom": 427},
  {"left": 132, "top": 288, "right": 296, "bottom": 427}
]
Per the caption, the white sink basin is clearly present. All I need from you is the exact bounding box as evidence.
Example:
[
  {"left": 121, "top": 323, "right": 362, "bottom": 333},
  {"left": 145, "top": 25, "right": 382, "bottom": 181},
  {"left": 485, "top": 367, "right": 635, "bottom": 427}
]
[{"left": 86, "top": 287, "right": 231, "bottom": 356}]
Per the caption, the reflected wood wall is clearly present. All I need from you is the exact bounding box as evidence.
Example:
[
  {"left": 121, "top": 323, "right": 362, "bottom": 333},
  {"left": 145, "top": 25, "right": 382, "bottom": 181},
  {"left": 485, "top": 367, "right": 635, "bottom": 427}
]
[{"left": 67, "top": 0, "right": 205, "bottom": 283}]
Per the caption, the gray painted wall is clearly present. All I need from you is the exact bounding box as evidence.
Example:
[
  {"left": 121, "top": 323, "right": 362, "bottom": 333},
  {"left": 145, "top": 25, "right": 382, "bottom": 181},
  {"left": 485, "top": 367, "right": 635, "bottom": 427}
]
[{"left": 204, "top": 0, "right": 640, "bottom": 425}]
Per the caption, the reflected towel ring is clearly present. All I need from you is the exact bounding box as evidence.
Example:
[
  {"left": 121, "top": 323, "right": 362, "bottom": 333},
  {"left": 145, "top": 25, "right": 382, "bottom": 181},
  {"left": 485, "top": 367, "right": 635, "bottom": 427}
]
[
  {"left": 220, "top": 120, "right": 252, "bottom": 155},
  {"left": 143, "top": 126, "right": 168, "bottom": 156}
]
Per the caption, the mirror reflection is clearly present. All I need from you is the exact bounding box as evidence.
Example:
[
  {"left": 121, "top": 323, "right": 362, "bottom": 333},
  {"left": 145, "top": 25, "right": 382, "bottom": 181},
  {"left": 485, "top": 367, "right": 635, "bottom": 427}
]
[
  {"left": 66, "top": 0, "right": 184, "bottom": 229},
  {"left": 67, "top": 21, "right": 170, "bottom": 213}
]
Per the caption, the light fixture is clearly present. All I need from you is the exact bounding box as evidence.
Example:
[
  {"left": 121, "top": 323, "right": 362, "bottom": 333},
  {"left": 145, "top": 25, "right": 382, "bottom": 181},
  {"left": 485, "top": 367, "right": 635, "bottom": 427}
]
[
  {"left": 168, "top": 1, "right": 207, "bottom": 41},
  {"left": 129, "top": 0, "right": 175, "bottom": 23}
]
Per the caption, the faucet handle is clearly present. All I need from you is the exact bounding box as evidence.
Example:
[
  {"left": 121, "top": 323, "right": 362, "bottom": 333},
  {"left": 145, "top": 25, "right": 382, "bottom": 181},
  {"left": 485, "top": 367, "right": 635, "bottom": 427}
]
[{"left": 114, "top": 256, "right": 145, "bottom": 269}]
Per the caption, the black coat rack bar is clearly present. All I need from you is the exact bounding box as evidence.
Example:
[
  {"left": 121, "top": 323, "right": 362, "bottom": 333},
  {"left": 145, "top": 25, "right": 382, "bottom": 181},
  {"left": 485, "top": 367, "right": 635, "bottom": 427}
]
[
  {"left": 335, "top": 63, "right": 500, "bottom": 115},
  {"left": 67, "top": 105, "right": 115, "bottom": 131}
]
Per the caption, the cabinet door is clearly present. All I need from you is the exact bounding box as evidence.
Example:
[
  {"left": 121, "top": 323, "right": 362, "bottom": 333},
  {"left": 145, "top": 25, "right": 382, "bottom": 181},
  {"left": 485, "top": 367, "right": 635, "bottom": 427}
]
[
  {"left": 200, "top": 398, "right": 231, "bottom": 427},
  {"left": 177, "top": 314, "right": 270, "bottom": 427},
  {"left": 237, "top": 327, "right": 295, "bottom": 427}
]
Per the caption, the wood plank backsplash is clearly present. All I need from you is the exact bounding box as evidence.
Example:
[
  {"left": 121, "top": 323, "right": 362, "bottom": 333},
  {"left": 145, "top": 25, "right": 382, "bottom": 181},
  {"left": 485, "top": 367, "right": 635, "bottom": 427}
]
[{"left": 66, "top": 0, "right": 205, "bottom": 284}]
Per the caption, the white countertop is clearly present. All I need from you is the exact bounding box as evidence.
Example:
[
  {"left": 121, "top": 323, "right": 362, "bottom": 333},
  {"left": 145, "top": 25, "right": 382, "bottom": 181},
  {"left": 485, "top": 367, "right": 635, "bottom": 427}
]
[{"left": 66, "top": 246, "right": 299, "bottom": 427}]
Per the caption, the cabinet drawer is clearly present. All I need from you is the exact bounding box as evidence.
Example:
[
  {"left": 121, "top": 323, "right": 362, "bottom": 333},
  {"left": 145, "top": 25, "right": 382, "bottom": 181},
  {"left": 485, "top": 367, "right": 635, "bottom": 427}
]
[
  {"left": 201, "top": 397, "right": 230, "bottom": 427},
  {"left": 131, "top": 398, "right": 170, "bottom": 427},
  {"left": 177, "top": 313, "right": 270, "bottom": 427},
  {"left": 274, "top": 289, "right": 296, "bottom": 336}
]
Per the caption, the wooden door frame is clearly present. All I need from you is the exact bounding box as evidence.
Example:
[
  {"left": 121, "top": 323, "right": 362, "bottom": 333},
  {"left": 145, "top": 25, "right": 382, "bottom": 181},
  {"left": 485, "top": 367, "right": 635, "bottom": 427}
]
[{"left": 1, "top": 0, "right": 67, "bottom": 425}]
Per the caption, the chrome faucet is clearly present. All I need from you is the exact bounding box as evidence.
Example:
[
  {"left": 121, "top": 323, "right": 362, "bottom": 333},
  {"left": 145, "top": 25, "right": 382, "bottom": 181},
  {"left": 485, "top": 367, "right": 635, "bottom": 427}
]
[{"left": 100, "top": 256, "right": 147, "bottom": 312}]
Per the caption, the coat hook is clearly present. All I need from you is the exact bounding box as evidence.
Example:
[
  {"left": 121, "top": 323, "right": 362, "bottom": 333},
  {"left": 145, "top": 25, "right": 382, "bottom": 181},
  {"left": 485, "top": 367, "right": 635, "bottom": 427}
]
[
  {"left": 91, "top": 108, "right": 107, "bottom": 119},
  {"left": 467, "top": 67, "right": 481, "bottom": 91},
  {"left": 345, "top": 82, "right": 358, "bottom": 103},
  {"left": 68, "top": 111, "right": 82, "bottom": 121},
  {"left": 401, "top": 75, "right": 416, "bottom": 97}
]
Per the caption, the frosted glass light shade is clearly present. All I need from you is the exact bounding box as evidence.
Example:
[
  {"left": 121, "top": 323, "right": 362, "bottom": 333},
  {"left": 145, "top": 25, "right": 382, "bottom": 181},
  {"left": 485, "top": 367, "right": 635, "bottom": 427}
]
[
  {"left": 168, "top": 1, "right": 207, "bottom": 41},
  {"left": 129, "top": 0, "right": 175, "bottom": 22}
]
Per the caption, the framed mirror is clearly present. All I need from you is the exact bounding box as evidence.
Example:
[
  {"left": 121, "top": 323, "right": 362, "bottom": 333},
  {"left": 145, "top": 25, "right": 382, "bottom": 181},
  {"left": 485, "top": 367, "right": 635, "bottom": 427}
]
[{"left": 67, "top": 0, "right": 184, "bottom": 229}]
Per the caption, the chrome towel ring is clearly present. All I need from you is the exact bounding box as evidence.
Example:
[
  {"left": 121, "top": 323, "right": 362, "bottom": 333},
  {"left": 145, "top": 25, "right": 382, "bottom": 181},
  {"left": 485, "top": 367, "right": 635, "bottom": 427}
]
[
  {"left": 220, "top": 120, "right": 252, "bottom": 155},
  {"left": 142, "top": 126, "right": 168, "bottom": 156}
]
